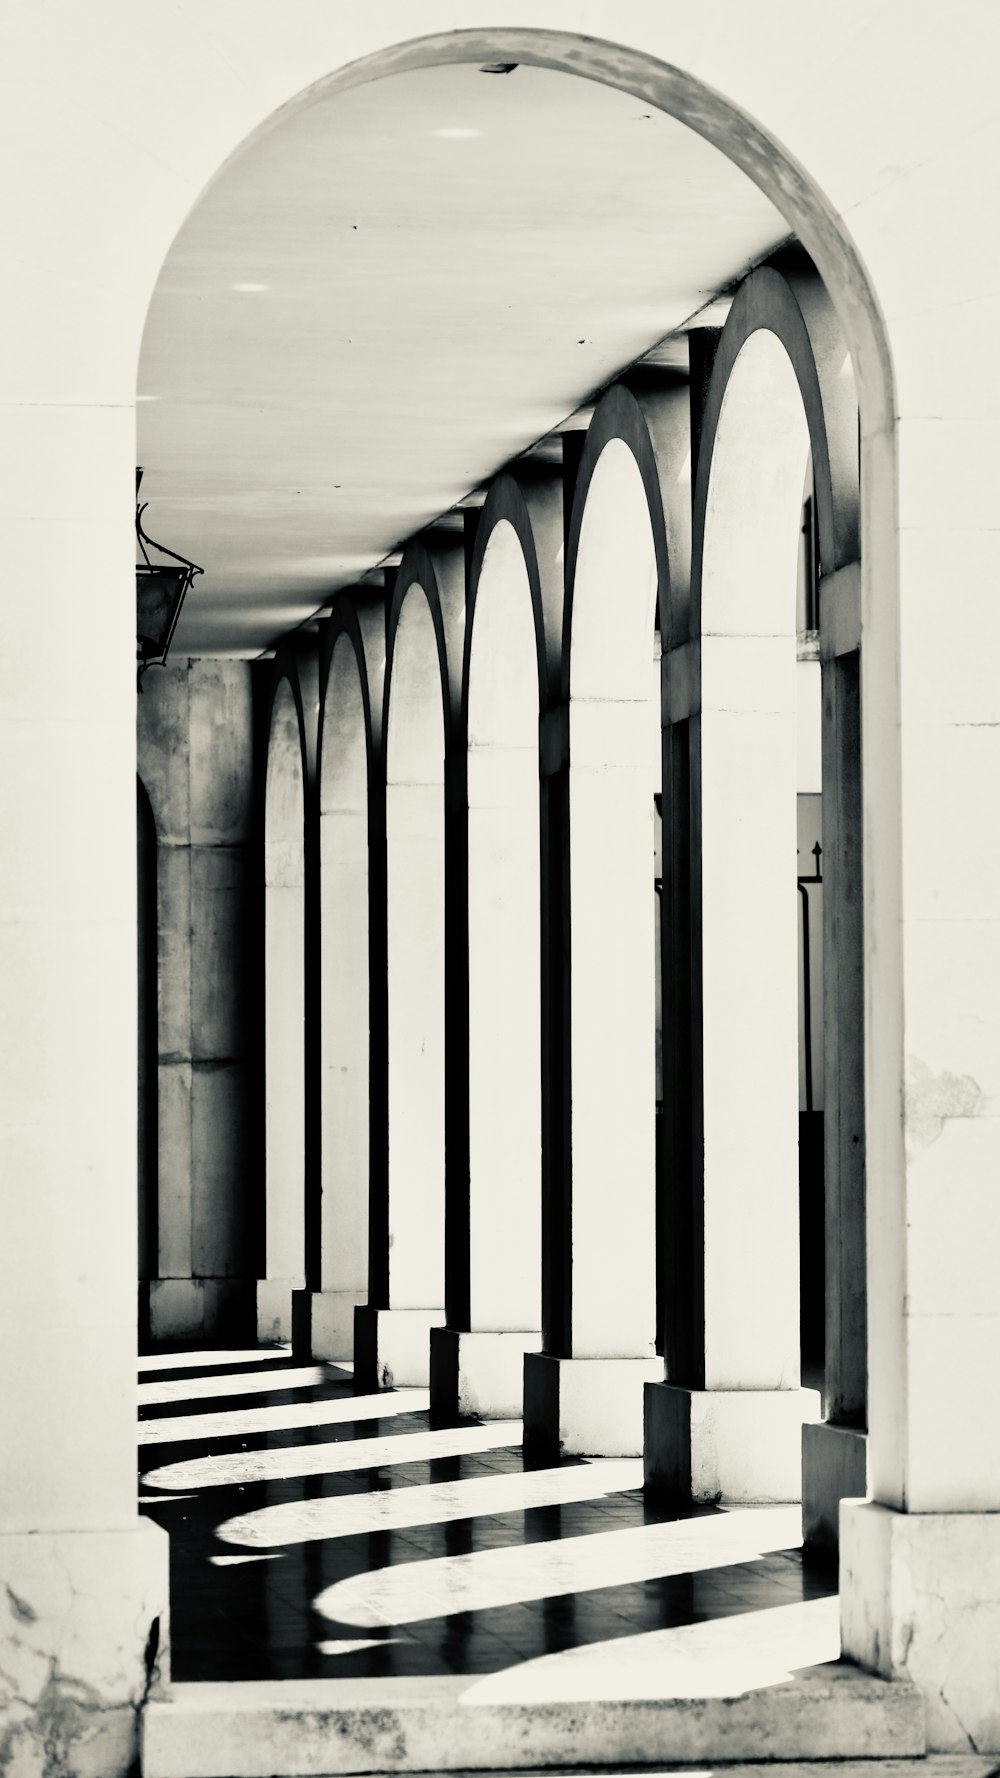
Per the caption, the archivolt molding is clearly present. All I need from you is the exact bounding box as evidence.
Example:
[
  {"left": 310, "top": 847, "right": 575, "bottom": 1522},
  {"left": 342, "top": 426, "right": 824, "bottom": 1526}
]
[
  {"left": 317, "top": 595, "right": 384, "bottom": 807},
  {"left": 691, "top": 264, "right": 860, "bottom": 640},
  {"left": 387, "top": 540, "right": 464, "bottom": 746},
  {"left": 264, "top": 652, "right": 314, "bottom": 890},
  {"left": 463, "top": 475, "right": 553, "bottom": 735},
  {"left": 562, "top": 383, "right": 676, "bottom": 700},
  {"left": 265, "top": 644, "right": 319, "bottom": 799}
]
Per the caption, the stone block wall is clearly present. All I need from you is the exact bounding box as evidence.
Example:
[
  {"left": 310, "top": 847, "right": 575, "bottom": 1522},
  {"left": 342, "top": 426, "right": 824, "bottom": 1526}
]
[{"left": 137, "top": 659, "right": 261, "bottom": 1343}]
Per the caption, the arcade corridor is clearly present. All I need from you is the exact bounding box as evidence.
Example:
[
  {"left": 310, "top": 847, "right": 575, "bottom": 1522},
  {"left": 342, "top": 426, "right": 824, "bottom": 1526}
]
[
  {"left": 139, "top": 1348, "right": 837, "bottom": 1688},
  {"left": 3, "top": 9, "right": 1000, "bottom": 1777}
]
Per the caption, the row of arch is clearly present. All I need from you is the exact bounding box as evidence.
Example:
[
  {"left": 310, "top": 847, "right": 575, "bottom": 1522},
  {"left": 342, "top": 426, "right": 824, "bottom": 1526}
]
[{"left": 260, "top": 256, "right": 865, "bottom": 1524}]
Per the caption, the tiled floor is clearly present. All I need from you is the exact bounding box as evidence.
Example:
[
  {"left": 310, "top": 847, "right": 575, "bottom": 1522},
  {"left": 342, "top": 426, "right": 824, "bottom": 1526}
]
[{"left": 138, "top": 1347, "right": 838, "bottom": 1689}]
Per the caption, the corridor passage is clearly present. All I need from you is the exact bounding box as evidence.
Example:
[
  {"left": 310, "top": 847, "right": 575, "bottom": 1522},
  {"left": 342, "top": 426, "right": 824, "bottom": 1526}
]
[{"left": 138, "top": 1348, "right": 837, "bottom": 1692}]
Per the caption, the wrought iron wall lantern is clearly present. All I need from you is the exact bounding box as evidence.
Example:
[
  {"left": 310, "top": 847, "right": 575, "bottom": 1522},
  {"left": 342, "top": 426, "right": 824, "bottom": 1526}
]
[{"left": 136, "top": 467, "right": 203, "bottom": 690}]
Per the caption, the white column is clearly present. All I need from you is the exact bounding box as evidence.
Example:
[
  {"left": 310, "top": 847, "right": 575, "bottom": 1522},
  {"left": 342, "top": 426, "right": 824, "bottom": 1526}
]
[
  {"left": 260, "top": 682, "right": 306, "bottom": 1343},
  {"left": 0, "top": 405, "right": 168, "bottom": 1775},
  {"left": 840, "top": 382, "right": 1000, "bottom": 1748}
]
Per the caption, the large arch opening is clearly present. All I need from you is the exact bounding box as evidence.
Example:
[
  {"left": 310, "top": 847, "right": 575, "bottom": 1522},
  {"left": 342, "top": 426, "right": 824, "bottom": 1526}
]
[
  {"left": 698, "top": 328, "right": 812, "bottom": 1400},
  {"left": 313, "top": 627, "right": 372, "bottom": 1361},
  {"left": 358, "top": 574, "right": 449, "bottom": 1390},
  {"left": 129, "top": 20, "right": 899, "bottom": 1729},
  {"left": 467, "top": 518, "right": 541, "bottom": 1336},
  {"left": 443, "top": 508, "right": 544, "bottom": 1419},
  {"left": 568, "top": 436, "right": 660, "bottom": 1367},
  {"left": 646, "top": 268, "right": 863, "bottom": 1528}
]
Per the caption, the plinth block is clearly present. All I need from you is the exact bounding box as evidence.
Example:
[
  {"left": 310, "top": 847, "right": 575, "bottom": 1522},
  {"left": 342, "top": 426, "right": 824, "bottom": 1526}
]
[
  {"left": 291, "top": 1288, "right": 365, "bottom": 1362},
  {"left": 802, "top": 1419, "right": 868, "bottom": 1553},
  {"left": 144, "top": 1278, "right": 257, "bottom": 1346},
  {"left": 841, "top": 1498, "right": 1000, "bottom": 1753},
  {"left": 644, "top": 1381, "right": 820, "bottom": 1504},
  {"left": 429, "top": 1328, "right": 540, "bottom": 1423},
  {"left": 255, "top": 1277, "right": 298, "bottom": 1346},
  {"left": 0, "top": 1518, "right": 169, "bottom": 1778},
  {"left": 353, "top": 1305, "right": 445, "bottom": 1392},
  {"left": 523, "top": 1351, "right": 661, "bottom": 1461}
]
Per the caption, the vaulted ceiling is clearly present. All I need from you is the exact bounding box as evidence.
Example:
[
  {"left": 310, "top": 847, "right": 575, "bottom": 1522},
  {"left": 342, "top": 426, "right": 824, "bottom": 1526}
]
[{"left": 138, "top": 60, "right": 789, "bottom": 656}]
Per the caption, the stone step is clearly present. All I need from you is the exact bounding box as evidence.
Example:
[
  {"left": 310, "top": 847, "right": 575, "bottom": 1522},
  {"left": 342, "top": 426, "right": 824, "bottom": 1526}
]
[{"left": 143, "top": 1664, "right": 924, "bottom": 1776}]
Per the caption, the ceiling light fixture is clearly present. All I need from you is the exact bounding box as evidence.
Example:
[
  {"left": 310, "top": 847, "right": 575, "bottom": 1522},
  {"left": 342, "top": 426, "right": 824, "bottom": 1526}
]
[
  {"left": 231, "top": 282, "right": 270, "bottom": 292},
  {"left": 135, "top": 468, "right": 203, "bottom": 691},
  {"left": 432, "top": 127, "right": 481, "bottom": 140}
]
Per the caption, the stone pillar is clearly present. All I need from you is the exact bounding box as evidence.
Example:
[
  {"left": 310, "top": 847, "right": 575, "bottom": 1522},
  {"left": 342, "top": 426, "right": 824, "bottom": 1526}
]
[
  {"left": 0, "top": 405, "right": 169, "bottom": 1774},
  {"left": 802, "top": 569, "right": 867, "bottom": 1549},
  {"left": 525, "top": 419, "right": 663, "bottom": 1459},
  {"left": 840, "top": 391, "right": 1000, "bottom": 1750},
  {"left": 259, "top": 676, "right": 308, "bottom": 1343},
  {"left": 138, "top": 660, "right": 258, "bottom": 1344}
]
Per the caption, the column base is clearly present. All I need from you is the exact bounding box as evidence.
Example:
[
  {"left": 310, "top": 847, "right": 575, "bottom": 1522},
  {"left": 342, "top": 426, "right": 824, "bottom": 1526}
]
[
  {"left": 255, "top": 1277, "right": 300, "bottom": 1346},
  {"left": 144, "top": 1278, "right": 257, "bottom": 1346},
  {"left": 841, "top": 1499, "right": 1000, "bottom": 1753},
  {"left": 802, "top": 1420, "right": 868, "bottom": 1554},
  {"left": 0, "top": 1517, "right": 169, "bottom": 1778},
  {"left": 523, "top": 1352, "right": 661, "bottom": 1461},
  {"left": 644, "top": 1381, "right": 821, "bottom": 1504},
  {"left": 353, "top": 1305, "right": 445, "bottom": 1391},
  {"left": 291, "top": 1288, "right": 365, "bottom": 1362},
  {"left": 429, "top": 1328, "right": 540, "bottom": 1423}
]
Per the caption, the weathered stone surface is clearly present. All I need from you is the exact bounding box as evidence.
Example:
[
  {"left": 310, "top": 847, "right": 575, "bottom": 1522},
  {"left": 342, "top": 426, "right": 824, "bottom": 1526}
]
[
  {"left": 842, "top": 1500, "right": 1000, "bottom": 1753},
  {"left": 143, "top": 1661, "right": 923, "bottom": 1776},
  {"left": 0, "top": 1521, "right": 168, "bottom": 1778}
]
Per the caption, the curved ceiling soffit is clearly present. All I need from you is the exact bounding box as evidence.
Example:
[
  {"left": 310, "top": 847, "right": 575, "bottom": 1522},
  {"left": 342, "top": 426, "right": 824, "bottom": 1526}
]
[{"left": 173, "top": 27, "right": 891, "bottom": 436}]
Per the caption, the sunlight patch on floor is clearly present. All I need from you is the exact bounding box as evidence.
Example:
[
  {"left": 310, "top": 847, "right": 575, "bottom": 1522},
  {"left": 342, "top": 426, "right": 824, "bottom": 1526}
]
[
  {"left": 314, "top": 1505, "right": 804, "bottom": 1627},
  {"left": 142, "top": 1419, "right": 523, "bottom": 1492},
  {"left": 138, "top": 1346, "right": 293, "bottom": 1374},
  {"left": 209, "top": 1553, "right": 283, "bottom": 1567},
  {"left": 216, "top": 1457, "right": 645, "bottom": 1547},
  {"left": 139, "top": 1363, "right": 334, "bottom": 1408},
  {"left": 462, "top": 1597, "right": 840, "bottom": 1702},
  {"left": 139, "top": 1388, "right": 429, "bottom": 1445}
]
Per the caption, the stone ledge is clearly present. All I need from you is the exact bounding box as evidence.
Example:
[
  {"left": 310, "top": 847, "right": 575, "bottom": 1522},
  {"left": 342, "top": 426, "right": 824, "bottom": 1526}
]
[{"left": 143, "top": 1664, "right": 924, "bottom": 1776}]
